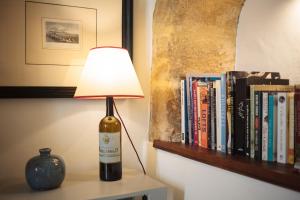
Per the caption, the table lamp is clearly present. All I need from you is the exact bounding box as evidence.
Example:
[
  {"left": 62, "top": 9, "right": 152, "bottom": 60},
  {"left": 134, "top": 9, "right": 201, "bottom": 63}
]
[{"left": 74, "top": 47, "right": 144, "bottom": 181}]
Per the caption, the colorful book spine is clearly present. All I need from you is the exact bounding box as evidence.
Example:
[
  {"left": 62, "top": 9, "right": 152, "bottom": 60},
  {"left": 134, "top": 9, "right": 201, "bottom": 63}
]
[
  {"left": 197, "top": 82, "right": 202, "bottom": 146},
  {"left": 245, "top": 99, "right": 250, "bottom": 157},
  {"left": 268, "top": 93, "right": 274, "bottom": 161},
  {"left": 210, "top": 87, "right": 216, "bottom": 150},
  {"left": 215, "top": 80, "right": 222, "bottom": 151},
  {"left": 277, "top": 92, "right": 287, "bottom": 164},
  {"left": 200, "top": 86, "right": 209, "bottom": 148},
  {"left": 186, "top": 76, "right": 193, "bottom": 144},
  {"left": 192, "top": 80, "right": 199, "bottom": 146},
  {"left": 288, "top": 92, "right": 295, "bottom": 164},
  {"left": 181, "top": 80, "right": 186, "bottom": 144},
  {"left": 184, "top": 80, "right": 189, "bottom": 144},
  {"left": 220, "top": 73, "right": 227, "bottom": 153},
  {"left": 262, "top": 92, "right": 269, "bottom": 161},
  {"left": 273, "top": 94, "right": 278, "bottom": 162},
  {"left": 250, "top": 88, "right": 255, "bottom": 159},
  {"left": 254, "top": 91, "right": 262, "bottom": 161}
]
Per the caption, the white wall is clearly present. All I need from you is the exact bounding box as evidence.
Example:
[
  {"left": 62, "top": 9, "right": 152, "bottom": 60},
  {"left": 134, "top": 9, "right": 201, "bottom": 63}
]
[
  {"left": 151, "top": 0, "right": 300, "bottom": 199},
  {"left": 236, "top": 0, "right": 300, "bottom": 84}
]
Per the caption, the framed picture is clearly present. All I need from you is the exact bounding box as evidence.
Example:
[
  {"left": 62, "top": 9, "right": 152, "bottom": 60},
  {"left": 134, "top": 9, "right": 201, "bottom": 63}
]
[{"left": 0, "top": 0, "right": 133, "bottom": 98}]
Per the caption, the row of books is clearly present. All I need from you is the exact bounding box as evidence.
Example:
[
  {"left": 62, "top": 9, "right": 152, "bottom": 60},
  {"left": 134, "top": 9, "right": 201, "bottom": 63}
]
[{"left": 180, "top": 71, "right": 300, "bottom": 165}]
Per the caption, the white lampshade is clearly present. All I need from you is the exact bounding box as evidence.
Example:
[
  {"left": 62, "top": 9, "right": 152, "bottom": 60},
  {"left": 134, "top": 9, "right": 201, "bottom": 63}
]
[{"left": 74, "top": 47, "right": 144, "bottom": 99}]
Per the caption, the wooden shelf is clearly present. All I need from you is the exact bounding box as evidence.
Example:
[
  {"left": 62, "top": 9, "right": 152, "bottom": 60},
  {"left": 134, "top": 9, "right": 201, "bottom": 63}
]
[{"left": 153, "top": 140, "right": 300, "bottom": 192}]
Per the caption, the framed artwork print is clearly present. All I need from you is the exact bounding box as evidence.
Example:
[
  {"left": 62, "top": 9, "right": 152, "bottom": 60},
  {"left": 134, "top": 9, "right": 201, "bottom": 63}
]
[
  {"left": 0, "top": 0, "right": 133, "bottom": 98},
  {"left": 26, "top": 1, "right": 96, "bottom": 66}
]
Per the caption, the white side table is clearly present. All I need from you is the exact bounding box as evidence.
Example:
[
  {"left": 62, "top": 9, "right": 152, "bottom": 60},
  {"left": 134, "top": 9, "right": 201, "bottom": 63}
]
[{"left": 0, "top": 169, "right": 168, "bottom": 200}]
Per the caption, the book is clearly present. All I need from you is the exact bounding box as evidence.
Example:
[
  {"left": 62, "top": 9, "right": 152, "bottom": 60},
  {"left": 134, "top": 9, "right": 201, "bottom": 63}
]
[
  {"left": 210, "top": 87, "right": 216, "bottom": 150},
  {"left": 207, "top": 81, "right": 213, "bottom": 149},
  {"left": 261, "top": 92, "right": 269, "bottom": 161},
  {"left": 192, "top": 80, "right": 199, "bottom": 146},
  {"left": 273, "top": 94, "right": 278, "bottom": 162},
  {"left": 226, "top": 71, "right": 250, "bottom": 154},
  {"left": 215, "top": 80, "right": 222, "bottom": 151},
  {"left": 220, "top": 73, "right": 227, "bottom": 153},
  {"left": 287, "top": 92, "right": 295, "bottom": 165},
  {"left": 277, "top": 92, "right": 287, "bottom": 164},
  {"left": 295, "top": 86, "right": 300, "bottom": 167},
  {"left": 181, "top": 80, "right": 186, "bottom": 144},
  {"left": 184, "top": 80, "right": 189, "bottom": 144},
  {"left": 267, "top": 93, "right": 275, "bottom": 161},
  {"left": 197, "top": 82, "right": 203, "bottom": 146},
  {"left": 200, "top": 85, "right": 209, "bottom": 148},
  {"left": 254, "top": 91, "right": 262, "bottom": 161}
]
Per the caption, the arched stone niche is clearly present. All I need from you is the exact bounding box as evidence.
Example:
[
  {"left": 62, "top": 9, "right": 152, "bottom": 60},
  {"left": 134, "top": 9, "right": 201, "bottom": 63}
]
[{"left": 150, "top": 0, "right": 245, "bottom": 141}]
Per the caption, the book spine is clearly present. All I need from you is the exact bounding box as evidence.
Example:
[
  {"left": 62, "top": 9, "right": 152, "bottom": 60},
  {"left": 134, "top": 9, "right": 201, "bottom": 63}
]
[
  {"left": 207, "top": 81, "right": 213, "bottom": 149},
  {"left": 181, "top": 80, "right": 185, "bottom": 144},
  {"left": 200, "top": 86, "right": 209, "bottom": 148},
  {"left": 210, "top": 87, "right": 216, "bottom": 150},
  {"left": 197, "top": 82, "right": 202, "bottom": 146},
  {"left": 250, "top": 87, "right": 255, "bottom": 159},
  {"left": 288, "top": 92, "right": 295, "bottom": 164},
  {"left": 192, "top": 80, "right": 199, "bottom": 146},
  {"left": 245, "top": 99, "right": 250, "bottom": 157},
  {"left": 227, "top": 76, "right": 234, "bottom": 155},
  {"left": 277, "top": 92, "right": 287, "bottom": 164},
  {"left": 254, "top": 91, "right": 262, "bottom": 161},
  {"left": 268, "top": 94, "right": 274, "bottom": 161},
  {"left": 220, "top": 74, "right": 227, "bottom": 153},
  {"left": 273, "top": 94, "right": 278, "bottom": 162},
  {"left": 262, "top": 92, "right": 269, "bottom": 161},
  {"left": 184, "top": 80, "right": 189, "bottom": 144},
  {"left": 186, "top": 76, "right": 192, "bottom": 144},
  {"left": 295, "top": 88, "right": 300, "bottom": 164},
  {"left": 234, "top": 79, "right": 247, "bottom": 155},
  {"left": 215, "top": 80, "right": 222, "bottom": 151}
]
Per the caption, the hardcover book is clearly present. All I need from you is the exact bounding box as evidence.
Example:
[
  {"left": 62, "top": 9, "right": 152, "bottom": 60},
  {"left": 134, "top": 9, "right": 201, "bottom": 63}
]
[
  {"left": 210, "top": 87, "right": 216, "bottom": 150},
  {"left": 226, "top": 71, "right": 249, "bottom": 154},
  {"left": 200, "top": 85, "right": 209, "bottom": 148},
  {"left": 277, "top": 92, "right": 287, "bottom": 164},
  {"left": 295, "top": 86, "right": 300, "bottom": 167},
  {"left": 262, "top": 92, "right": 269, "bottom": 161},
  {"left": 254, "top": 91, "right": 262, "bottom": 161},
  {"left": 288, "top": 92, "right": 295, "bottom": 164}
]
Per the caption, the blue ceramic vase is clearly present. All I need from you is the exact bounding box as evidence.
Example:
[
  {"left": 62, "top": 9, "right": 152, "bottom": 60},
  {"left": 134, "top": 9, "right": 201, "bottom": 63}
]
[{"left": 25, "top": 148, "right": 65, "bottom": 190}]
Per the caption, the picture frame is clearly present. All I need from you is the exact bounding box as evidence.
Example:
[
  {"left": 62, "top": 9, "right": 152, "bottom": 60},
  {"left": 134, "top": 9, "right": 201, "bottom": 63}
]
[{"left": 0, "top": 0, "right": 133, "bottom": 98}]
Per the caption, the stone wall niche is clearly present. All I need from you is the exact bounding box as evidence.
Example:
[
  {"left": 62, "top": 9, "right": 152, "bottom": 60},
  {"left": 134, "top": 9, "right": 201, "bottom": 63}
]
[{"left": 150, "top": 0, "right": 245, "bottom": 141}]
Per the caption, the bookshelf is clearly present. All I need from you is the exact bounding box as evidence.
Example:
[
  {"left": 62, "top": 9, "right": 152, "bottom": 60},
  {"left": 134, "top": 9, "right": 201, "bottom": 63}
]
[{"left": 153, "top": 140, "right": 300, "bottom": 192}]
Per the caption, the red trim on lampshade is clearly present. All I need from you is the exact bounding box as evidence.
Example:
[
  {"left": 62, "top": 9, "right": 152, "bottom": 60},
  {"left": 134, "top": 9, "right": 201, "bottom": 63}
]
[
  {"left": 90, "top": 46, "right": 128, "bottom": 51},
  {"left": 74, "top": 95, "right": 144, "bottom": 100}
]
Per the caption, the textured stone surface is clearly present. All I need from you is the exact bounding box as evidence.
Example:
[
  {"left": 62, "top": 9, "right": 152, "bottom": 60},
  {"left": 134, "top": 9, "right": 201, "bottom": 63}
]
[{"left": 150, "top": 0, "right": 245, "bottom": 141}]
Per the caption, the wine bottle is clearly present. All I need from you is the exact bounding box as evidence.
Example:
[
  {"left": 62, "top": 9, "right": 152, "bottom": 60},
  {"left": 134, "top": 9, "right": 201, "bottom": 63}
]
[{"left": 99, "top": 97, "right": 122, "bottom": 181}]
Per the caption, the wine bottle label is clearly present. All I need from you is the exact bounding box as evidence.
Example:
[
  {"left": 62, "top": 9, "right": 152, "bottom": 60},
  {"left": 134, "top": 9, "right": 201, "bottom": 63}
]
[{"left": 99, "top": 132, "right": 121, "bottom": 163}]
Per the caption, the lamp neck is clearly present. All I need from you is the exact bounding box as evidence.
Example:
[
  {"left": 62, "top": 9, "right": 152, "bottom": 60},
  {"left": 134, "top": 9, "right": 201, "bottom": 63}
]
[{"left": 106, "top": 97, "right": 114, "bottom": 116}]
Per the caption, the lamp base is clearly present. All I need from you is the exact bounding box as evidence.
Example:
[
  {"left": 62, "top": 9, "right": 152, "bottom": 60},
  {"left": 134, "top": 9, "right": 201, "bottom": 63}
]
[
  {"left": 99, "top": 97, "right": 122, "bottom": 181},
  {"left": 99, "top": 162, "right": 122, "bottom": 181}
]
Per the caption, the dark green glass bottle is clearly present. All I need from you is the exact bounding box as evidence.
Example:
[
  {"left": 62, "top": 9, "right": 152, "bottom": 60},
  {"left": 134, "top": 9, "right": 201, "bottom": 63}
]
[{"left": 99, "top": 97, "right": 122, "bottom": 181}]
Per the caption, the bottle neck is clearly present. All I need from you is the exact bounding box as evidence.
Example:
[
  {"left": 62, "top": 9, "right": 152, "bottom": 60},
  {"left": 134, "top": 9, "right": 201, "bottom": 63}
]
[{"left": 106, "top": 97, "right": 114, "bottom": 116}]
